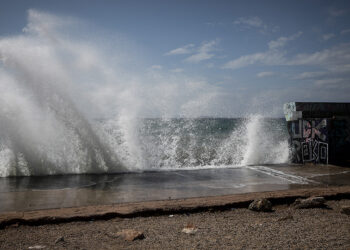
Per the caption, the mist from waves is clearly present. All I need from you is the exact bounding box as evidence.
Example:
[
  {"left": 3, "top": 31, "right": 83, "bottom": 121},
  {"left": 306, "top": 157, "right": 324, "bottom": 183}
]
[
  {"left": 120, "top": 116, "right": 290, "bottom": 170},
  {"left": 0, "top": 10, "right": 290, "bottom": 177}
]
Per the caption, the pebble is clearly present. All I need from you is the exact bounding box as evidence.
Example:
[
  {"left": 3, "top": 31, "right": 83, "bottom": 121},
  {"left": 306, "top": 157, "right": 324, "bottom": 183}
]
[
  {"left": 116, "top": 229, "right": 145, "bottom": 241},
  {"left": 182, "top": 223, "right": 197, "bottom": 234},
  {"left": 248, "top": 198, "right": 272, "bottom": 212},
  {"left": 28, "top": 246, "right": 46, "bottom": 249},
  {"left": 54, "top": 236, "right": 64, "bottom": 244},
  {"left": 340, "top": 205, "right": 350, "bottom": 215},
  {"left": 293, "top": 196, "right": 326, "bottom": 209}
]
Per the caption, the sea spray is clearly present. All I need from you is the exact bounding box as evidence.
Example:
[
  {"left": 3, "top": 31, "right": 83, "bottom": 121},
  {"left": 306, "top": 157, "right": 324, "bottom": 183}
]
[
  {"left": 241, "top": 115, "right": 290, "bottom": 165},
  {"left": 0, "top": 10, "right": 290, "bottom": 176},
  {"left": 0, "top": 10, "right": 220, "bottom": 175}
]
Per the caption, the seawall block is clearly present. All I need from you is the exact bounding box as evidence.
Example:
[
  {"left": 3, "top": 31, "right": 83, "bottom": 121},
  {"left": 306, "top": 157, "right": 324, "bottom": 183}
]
[{"left": 284, "top": 102, "right": 350, "bottom": 165}]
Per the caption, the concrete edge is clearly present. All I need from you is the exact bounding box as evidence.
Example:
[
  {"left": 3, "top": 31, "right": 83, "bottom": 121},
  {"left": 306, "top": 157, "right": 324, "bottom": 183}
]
[{"left": 1, "top": 186, "right": 350, "bottom": 229}]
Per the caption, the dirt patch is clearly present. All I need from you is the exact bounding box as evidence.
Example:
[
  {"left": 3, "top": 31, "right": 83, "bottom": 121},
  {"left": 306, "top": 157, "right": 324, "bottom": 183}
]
[{"left": 1, "top": 199, "right": 350, "bottom": 249}]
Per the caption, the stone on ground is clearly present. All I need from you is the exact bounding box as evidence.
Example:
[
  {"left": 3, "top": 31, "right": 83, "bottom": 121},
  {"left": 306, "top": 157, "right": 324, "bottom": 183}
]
[
  {"left": 277, "top": 214, "right": 293, "bottom": 221},
  {"left": 293, "top": 196, "right": 326, "bottom": 209},
  {"left": 54, "top": 236, "right": 64, "bottom": 244},
  {"left": 28, "top": 246, "right": 46, "bottom": 249},
  {"left": 340, "top": 205, "right": 350, "bottom": 215},
  {"left": 182, "top": 223, "right": 197, "bottom": 234},
  {"left": 116, "top": 229, "right": 145, "bottom": 241},
  {"left": 248, "top": 198, "right": 272, "bottom": 212}
]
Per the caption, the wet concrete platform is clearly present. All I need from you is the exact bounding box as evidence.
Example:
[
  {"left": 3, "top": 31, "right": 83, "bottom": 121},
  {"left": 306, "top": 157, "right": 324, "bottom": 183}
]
[{"left": 0, "top": 164, "right": 350, "bottom": 213}]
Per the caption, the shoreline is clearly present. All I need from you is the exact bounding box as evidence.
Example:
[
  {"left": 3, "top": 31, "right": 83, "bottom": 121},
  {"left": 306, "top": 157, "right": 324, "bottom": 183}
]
[{"left": 1, "top": 185, "right": 350, "bottom": 228}]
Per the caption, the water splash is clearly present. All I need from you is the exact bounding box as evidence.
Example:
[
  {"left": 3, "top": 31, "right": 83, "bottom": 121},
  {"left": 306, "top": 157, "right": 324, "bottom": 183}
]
[
  {"left": 0, "top": 10, "right": 290, "bottom": 176},
  {"left": 241, "top": 115, "right": 290, "bottom": 165}
]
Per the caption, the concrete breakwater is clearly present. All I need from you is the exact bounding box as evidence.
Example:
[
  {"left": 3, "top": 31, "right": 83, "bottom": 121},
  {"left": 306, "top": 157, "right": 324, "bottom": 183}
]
[{"left": 284, "top": 102, "right": 350, "bottom": 165}]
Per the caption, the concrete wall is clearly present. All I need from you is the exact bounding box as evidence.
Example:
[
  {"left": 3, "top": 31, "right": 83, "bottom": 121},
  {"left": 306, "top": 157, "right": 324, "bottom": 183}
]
[{"left": 284, "top": 102, "right": 350, "bottom": 165}]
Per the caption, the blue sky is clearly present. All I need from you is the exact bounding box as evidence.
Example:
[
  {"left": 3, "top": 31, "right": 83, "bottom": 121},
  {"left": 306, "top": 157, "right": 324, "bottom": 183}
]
[{"left": 1, "top": 0, "right": 350, "bottom": 117}]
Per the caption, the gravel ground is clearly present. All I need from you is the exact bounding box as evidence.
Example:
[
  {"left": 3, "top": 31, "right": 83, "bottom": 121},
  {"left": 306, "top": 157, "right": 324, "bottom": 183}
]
[{"left": 1, "top": 199, "right": 349, "bottom": 250}]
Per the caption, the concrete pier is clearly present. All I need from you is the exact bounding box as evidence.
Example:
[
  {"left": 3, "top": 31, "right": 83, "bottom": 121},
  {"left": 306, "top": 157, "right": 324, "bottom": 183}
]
[{"left": 284, "top": 102, "right": 350, "bottom": 165}]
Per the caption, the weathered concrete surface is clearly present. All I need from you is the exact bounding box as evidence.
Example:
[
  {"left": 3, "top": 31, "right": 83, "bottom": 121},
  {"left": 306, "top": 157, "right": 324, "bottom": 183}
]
[
  {"left": 283, "top": 102, "right": 350, "bottom": 121},
  {"left": 1, "top": 164, "right": 350, "bottom": 214},
  {"left": 1, "top": 186, "right": 350, "bottom": 228}
]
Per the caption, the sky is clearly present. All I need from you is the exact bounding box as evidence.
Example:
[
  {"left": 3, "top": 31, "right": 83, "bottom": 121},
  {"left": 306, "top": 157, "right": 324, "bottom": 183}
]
[{"left": 1, "top": 0, "right": 350, "bottom": 117}]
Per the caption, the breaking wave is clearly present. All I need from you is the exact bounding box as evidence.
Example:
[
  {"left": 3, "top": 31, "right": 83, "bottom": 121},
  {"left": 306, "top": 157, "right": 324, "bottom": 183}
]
[{"left": 0, "top": 10, "right": 289, "bottom": 177}]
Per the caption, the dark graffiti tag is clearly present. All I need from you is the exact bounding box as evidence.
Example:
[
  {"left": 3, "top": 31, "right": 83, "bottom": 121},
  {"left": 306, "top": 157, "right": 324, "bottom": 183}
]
[
  {"left": 288, "top": 119, "right": 328, "bottom": 164},
  {"left": 302, "top": 119, "right": 327, "bottom": 141},
  {"left": 301, "top": 140, "right": 328, "bottom": 164}
]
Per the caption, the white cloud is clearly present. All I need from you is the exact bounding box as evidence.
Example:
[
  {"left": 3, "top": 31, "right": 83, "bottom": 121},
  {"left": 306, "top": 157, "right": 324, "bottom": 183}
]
[
  {"left": 329, "top": 8, "right": 347, "bottom": 17},
  {"left": 234, "top": 16, "right": 263, "bottom": 28},
  {"left": 257, "top": 71, "right": 275, "bottom": 78},
  {"left": 268, "top": 31, "right": 302, "bottom": 50},
  {"left": 233, "top": 16, "right": 278, "bottom": 33},
  {"left": 223, "top": 51, "right": 287, "bottom": 70},
  {"left": 150, "top": 65, "right": 162, "bottom": 70},
  {"left": 314, "top": 78, "right": 344, "bottom": 86},
  {"left": 294, "top": 71, "right": 327, "bottom": 80},
  {"left": 288, "top": 45, "right": 350, "bottom": 88},
  {"left": 223, "top": 33, "right": 350, "bottom": 77},
  {"left": 164, "top": 44, "right": 194, "bottom": 56},
  {"left": 328, "top": 63, "right": 350, "bottom": 73},
  {"left": 184, "top": 40, "right": 218, "bottom": 63},
  {"left": 289, "top": 43, "right": 350, "bottom": 68},
  {"left": 223, "top": 53, "right": 267, "bottom": 69},
  {"left": 327, "top": 8, "right": 349, "bottom": 24},
  {"left": 164, "top": 40, "right": 219, "bottom": 64},
  {"left": 205, "top": 22, "right": 224, "bottom": 27},
  {"left": 170, "top": 68, "right": 184, "bottom": 73},
  {"left": 341, "top": 29, "right": 350, "bottom": 35},
  {"left": 223, "top": 32, "right": 302, "bottom": 69},
  {"left": 322, "top": 33, "right": 335, "bottom": 41},
  {"left": 223, "top": 34, "right": 350, "bottom": 92}
]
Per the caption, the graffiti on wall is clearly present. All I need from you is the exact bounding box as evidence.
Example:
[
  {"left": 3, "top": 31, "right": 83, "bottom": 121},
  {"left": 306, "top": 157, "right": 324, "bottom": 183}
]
[
  {"left": 288, "top": 119, "right": 328, "bottom": 164},
  {"left": 301, "top": 140, "right": 328, "bottom": 163}
]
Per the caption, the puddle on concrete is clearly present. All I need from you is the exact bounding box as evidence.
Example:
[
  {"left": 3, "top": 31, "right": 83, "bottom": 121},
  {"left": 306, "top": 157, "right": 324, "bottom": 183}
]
[{"left": 0, "top": 164, "right": 349, "bottom": 212}]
